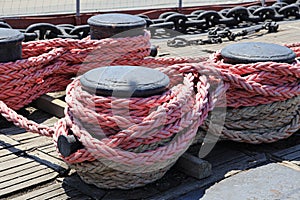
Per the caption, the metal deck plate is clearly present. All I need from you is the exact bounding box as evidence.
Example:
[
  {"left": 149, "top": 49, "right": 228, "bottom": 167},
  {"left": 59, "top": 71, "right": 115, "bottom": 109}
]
[{"left": 201, "top": 163, "right": 300, "bottom": 200}]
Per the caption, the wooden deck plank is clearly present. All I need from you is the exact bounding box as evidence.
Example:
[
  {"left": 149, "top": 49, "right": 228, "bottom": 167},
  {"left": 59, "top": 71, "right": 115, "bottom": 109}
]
[
  {"left": 48, "top": 150, "right": 60, "bottom": 158},
  {"left": 37, "top": 144, "right": 59, "bottom": 156},
  {"left": 0, "top": 157, "right": 33, "bottom": 172},
  {"left": 8, "top": 131, "right": 40, "bottom": 142},
  {"left": 0, "top": 141, "right": 49, "bottom": 157},
  {"left": 8, "top": 136, "right": 54, "bottom": 152},
  {"left": 12, "top": 182, "right": 90, "bottom": 200},
  {"left": 0, "top": 153, "right": 18, "bottom": 163},
  {"left": 0, "top": 161, "right": 40, "bottom": 178},
  {"left": 272, "top": 144, "right": 300, "bottom": 158},
  {"left": 175, "top": 152, "right": 212, "bottom": 180},
  {"left": 102, "top": 187, "right": 160, "bottom": 200},
  {"left": 0, "top": 126, "right": 26, "bottom": 136},
  {"left": 64, "top": 194, "right": 92, "bottom": 200},
  {"left": 281, "top": 151, "right": 300, "bottom": 161},
  {"left": 0, "top": 166, "right": 57, "bottom": 189},
  {"left": 272, "top": 144, "right": 300, "bottom": 166},
  {"left": 201, "top": 142, "right": 249, "bottom": 168},
  {"left": 20, "top": 135, "right": 53, "bottom": 147},
  {"left": 26, "top": 149, "right": 69, "bottom": 175},
  {"left": 0, "top": 164, "right": 49, "bottom": 183},
  {"left": 0, "top": 153, "right": 58, "bottom": 198},
  {"left": 0, "top": 171, "right": 58, "bottom": 198},
  {"left": 0, "top": 148, "right": 19, "bottom": 162},
  {"left": 39, "top": 144, "right": 56, "bottom": 152},
  {"left": 0, "top": 133, "right": 19, "bottom": 149},
  {"left": 6, "top": 116, "right": 57, "bottom": 142},
  {"left": 34, "top": 187, "right": 76, "bottom": 200},
  {"left": 13, "top": 183, "right": 64, "bottom": 200},
  {"left": 46, "top": 190, "right": 87, "bottom": 200},
  {"left": 47, "top": 91, "right": 66, "bottom": 99},
  {"left": 39, "top": 145, "right": 61, "bottom": 158},
  {"left": 0, "top": 132, "right": 68, "bottom": 175},
  {"left": 0, "top": 115, "right": 56, "bottom": 136},
  {"left": 33, "top": 94, "right": 67, "bottom": 118},
  {"left": 0, "top": 142, "right": 68, "bottom": 175}
]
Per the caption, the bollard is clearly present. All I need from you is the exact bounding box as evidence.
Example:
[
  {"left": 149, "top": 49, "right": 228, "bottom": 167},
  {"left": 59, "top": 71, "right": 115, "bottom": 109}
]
[
  {"left": 204, "top": 41, "right": 300, "bottom": 144},
  {"left": 57, "top": 66, "right": 170, "bottom": 157},
  {"left": 58, "top": 14, "right": 161, "bottom": 157},
  {"left": 87, "top": 13, "right": 158, "bottom": 57},
  {"left": 87, "top": 13, "right": 146, "bottom": 39},
  {"left": 0, "top": 28, "right": 24, "bottom": 62},
  {"left": 220, "top": 42, "right": 296, "bottom": 63}
]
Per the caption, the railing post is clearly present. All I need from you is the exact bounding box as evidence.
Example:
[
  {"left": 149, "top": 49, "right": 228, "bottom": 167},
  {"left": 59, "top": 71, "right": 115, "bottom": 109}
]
[
  {"left": 76, "top": 0, "right": 80, "bottom": 17},
  {"left": 178, "top": 0, "right": 182, "bottom": 12},
  {"left": 75, "top": 0, "right": 81, "bottom": 25}
]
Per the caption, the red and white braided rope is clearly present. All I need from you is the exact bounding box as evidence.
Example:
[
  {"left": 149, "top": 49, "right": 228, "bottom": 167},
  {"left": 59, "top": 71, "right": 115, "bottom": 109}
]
[
  {"left": 53, "top": 64, "right": 213, "bottom": 165},
  {"left": 0, "top": 32, "right": 151, "bottom": 110},
  {"left": 0, "top": 36, "right": 299, "bottom": 158},
  {"left": 208, "top": 45, "right": 300, "bottom": 107}
]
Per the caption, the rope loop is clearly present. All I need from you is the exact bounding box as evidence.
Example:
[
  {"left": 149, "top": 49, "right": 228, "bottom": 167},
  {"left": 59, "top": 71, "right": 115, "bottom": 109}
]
[
  {"left": 0, "top": 31, "right": 152, "bottom": 137},
  {"left": 49, "top": 60, "right": 220, "bottom": 189},
  {"left": 53, "top": 61, "right": 218, "bottom": 164},
  {"left": 0, "top": 28, "right": 299, "bottom": 187},
  {"left": 208, "top": 47, "right": 300, "bottom": 107},
  {"left": 197, "top": 42, "right": 300, "bottom": 144}
]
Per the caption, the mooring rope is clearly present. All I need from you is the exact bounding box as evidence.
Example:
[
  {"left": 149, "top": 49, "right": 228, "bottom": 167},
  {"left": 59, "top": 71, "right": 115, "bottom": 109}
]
[
  {"left": 1, "top": 39, "right": 299, "bottom": 145},
  {"left": 1, "top": 32, "right": 151, "bottom": 111},
  {"left": 0, "top": 31, "right": 299, "bottom": 188},
  {"left": 55, "top": 57, "right": 231, "bottom": 189},
  {"left": 197, "top": 43, "right": 300, "bottom": 143},
  {"left": 0, "top": 32, "right": 222, "bottom": 189}
]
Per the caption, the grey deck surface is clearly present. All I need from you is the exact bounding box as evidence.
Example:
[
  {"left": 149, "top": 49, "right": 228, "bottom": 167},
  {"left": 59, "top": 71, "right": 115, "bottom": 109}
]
[{"left": 0, "top": 19, "right": 300, "bottom": 200}]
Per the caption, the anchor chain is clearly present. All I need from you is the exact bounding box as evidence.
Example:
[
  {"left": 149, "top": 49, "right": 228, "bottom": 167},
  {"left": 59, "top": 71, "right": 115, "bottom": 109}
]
[
  {"left": 0, "top": 21, "right": 90, "bottom": 41},
  {"left": 148, "top": 1, "right": 299, "bottom": 34},
  {"left": 0, "top": 1, "right": 298, "bottom": 41},
  {"left": 167, "top": 21, "right": 279, "bottom": 47}
]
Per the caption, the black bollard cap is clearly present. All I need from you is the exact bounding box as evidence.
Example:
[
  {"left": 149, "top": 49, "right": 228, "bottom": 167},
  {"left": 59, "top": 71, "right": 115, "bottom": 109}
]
[
  {"left": 80, "top": 66, "right": 170, "bottom": 98},
  {"left": 150, "top": 45, "right": 158, "bottom": 57},
  {"left": 57, "top": 135, "right": 83, "bottom": 157},
  {"left": 87, "top": 13, "right": 146, "bottom": 39},
  {"left": 221, "top": 42, "right": 296, "bottom": 64},
  {"left": 0, "top": 28, "right": 24, "bottom": 44},
  {"left": 0, "top": 28, "right": 24, "bottom": 62}
]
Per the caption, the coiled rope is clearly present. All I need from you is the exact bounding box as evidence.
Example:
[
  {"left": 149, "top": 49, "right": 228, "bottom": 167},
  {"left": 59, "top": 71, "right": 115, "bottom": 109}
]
[
  {"left": 197, "top": 43, "right": 300, "bottom": 143},
  {"left": 1, "top": 32, "right": 151, "bottom": 111},
  {"left": 0, "top": 29, "right": 299, "bottom": 188},
  {"left": 52, "top": 62, "right": 223, "bottom": 188},
  {"left": 0, "top": 31, "right": 222, "bottom": 189},
  {"left": 0, "top": 31, "right": 152, "bottom": 138}
]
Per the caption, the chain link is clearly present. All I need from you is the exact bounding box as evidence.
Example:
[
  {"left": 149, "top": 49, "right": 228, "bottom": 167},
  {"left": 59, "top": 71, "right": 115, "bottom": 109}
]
[
  {"left": 149, "top": 1, "right": 299, "bottom": 34},
  {"left": 167, "top": 21, "right": 279, "bottom": 47},
  {"left": 0, "top": 1, "right": 298, "bottom": 42}
]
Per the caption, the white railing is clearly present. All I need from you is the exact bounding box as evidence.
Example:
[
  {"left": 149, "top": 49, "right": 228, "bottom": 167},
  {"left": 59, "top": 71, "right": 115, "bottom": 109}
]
[{"left": 0, "top": 0, "right": 257, "bottom": 17}]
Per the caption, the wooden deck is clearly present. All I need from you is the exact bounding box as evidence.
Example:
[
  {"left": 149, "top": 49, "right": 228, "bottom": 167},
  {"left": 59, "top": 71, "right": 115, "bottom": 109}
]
[{"left": 1, "top": 19, "right": 300, "bottom": 199}]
